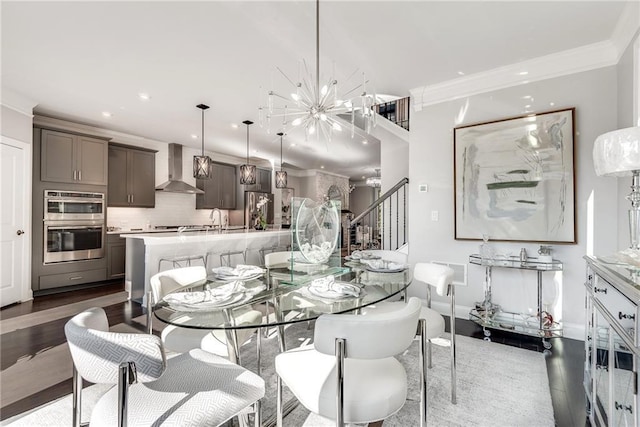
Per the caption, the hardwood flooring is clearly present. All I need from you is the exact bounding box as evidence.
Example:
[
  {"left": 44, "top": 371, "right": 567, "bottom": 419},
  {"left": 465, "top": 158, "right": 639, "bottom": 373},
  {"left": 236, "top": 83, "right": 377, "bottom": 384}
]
[{"left": 0, "top": 282, "right": 588, "bottom": 426}]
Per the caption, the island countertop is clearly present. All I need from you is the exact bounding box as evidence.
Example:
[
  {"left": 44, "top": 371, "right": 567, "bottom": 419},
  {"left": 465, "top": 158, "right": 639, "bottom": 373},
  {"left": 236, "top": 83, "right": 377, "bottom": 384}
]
[{"left": 124, "top": 228, "right": 292, "bottom": 303}]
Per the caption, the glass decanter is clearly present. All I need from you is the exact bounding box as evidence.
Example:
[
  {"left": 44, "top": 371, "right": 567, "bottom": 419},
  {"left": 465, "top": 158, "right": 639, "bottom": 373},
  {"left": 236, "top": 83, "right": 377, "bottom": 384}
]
[{"left": 479, "top": 234, "right": 496, "bottom": 265}]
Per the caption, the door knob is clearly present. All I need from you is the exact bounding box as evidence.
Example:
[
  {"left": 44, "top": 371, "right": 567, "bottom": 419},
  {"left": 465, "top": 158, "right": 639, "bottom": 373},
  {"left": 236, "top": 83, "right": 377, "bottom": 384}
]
[{"left": 16, "top": 230, "right": 25, "bottom": 236}]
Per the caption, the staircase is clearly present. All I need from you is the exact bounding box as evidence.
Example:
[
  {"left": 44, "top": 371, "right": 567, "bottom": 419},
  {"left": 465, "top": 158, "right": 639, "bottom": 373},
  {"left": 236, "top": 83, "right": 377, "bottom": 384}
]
[{"left": 347, "top": 177, "right": 409, "bottom": 253}]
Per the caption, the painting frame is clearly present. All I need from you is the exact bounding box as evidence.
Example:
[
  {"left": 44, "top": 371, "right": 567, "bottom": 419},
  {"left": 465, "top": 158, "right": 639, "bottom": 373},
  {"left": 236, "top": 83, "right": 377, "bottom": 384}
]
[{"left": 454, "top": 108, "right": 576, "bottom": 243}]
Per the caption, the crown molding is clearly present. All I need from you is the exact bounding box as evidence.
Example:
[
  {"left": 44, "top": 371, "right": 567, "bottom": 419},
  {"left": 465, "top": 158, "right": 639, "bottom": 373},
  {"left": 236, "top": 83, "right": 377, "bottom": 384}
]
[
  {"left": 1, "top": 87, "right": 37, "bottom": 117},
  {"left": 410, "top": 40, "right": 618, "bottom": 110},
  {"left": 610, "top": 1, "right": 640, "bottom": 60}
]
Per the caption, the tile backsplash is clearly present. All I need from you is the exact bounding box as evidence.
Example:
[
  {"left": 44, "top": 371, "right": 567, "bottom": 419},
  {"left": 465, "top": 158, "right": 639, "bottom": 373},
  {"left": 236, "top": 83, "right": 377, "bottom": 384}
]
[{"left": 107, "top": 192, "right": 232, "bottom": 230}]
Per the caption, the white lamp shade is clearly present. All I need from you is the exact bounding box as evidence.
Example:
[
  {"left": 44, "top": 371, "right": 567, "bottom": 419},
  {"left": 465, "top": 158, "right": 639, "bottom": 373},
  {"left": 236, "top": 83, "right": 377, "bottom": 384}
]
[{"left": 593, "top": 126, "right": 640, "bottom": 177}]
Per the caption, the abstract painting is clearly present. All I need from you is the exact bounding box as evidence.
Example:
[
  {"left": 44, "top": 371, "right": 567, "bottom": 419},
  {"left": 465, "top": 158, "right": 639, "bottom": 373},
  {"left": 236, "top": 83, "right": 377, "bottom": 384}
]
[{"left": 454, "top": 108, "right": 576, "bottom": 243}]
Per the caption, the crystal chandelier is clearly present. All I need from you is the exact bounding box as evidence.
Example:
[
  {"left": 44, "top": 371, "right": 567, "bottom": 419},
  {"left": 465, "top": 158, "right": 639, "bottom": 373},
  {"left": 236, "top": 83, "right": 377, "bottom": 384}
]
[
  {"left": 193, "top": 104, "right": 212, "bottom": 179},
  {"left": 366, "top": 169, "right": 381, "bottom": 187},
  {"left": 258, "top": 0, "right": 376, "bottom": 142},
  {"left": 275, "top": 132, "right": 288, "bottom": 188},
  {"left": 240, "top": 120, "right": 256, "bottom": 185}
]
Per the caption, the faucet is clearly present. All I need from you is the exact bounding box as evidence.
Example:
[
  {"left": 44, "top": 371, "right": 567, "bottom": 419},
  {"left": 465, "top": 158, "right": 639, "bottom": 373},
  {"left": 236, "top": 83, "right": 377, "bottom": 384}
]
[{"left": 209, "top": 208, "right": 222, "bottom": 233}]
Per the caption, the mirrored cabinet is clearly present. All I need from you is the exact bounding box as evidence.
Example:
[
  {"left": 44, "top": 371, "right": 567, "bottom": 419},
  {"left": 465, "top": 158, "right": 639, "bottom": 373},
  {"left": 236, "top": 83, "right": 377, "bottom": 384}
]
[{"left": 584, "top": 256, "right": 639, "bottom": 426}]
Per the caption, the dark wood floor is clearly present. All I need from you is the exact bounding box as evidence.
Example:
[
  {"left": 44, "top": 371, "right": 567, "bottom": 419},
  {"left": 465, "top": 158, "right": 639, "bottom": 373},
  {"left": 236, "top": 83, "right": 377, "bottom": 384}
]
[{"left": 1, "top": 282, "right": 588, "bottom": 426}]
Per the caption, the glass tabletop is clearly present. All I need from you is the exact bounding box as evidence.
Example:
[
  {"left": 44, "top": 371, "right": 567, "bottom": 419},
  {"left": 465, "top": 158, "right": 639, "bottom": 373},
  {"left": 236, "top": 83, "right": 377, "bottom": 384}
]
[{"left": 153, "top": 266, "right": 412, "bottom": 330}]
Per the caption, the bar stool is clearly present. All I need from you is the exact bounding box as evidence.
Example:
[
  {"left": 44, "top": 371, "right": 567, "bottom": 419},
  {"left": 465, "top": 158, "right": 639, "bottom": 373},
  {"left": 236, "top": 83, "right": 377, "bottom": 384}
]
[
  {"left": 220, "top": 250, "right": 247, "bottom": 267},
  {"left": 157, "top": 254, "right": 206, "bottom": 271}
]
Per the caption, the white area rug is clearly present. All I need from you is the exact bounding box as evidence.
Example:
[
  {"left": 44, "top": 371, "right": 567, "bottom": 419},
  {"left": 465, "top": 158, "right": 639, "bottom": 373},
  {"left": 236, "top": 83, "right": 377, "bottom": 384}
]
[{"left": 3, "top": 321, "right": 554, "bottom": 427}]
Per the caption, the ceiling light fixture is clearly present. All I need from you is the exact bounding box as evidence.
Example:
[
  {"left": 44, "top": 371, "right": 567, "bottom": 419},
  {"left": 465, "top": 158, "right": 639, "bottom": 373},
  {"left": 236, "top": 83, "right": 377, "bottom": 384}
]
[
  {"left": 366, "top": 168, "right": 381, "bottom": 188},
  {"left": 240, "top": 120, "right": 256, "bottom": 185},
  {"left": 193, "top": 104, "right": 212, "bottom": 180},
  {"left": 258, "top": 0, "right": 376, "bottom": 143},
  {"left": 275, "top": 132, "right": 288, "bottom": 189}
]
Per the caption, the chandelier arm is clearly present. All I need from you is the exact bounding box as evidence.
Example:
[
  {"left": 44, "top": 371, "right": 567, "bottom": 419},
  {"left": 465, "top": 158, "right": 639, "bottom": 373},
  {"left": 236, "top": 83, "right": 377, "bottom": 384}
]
[
  {"left": 269, "top": 91, "right": 294, "bottom": 102},
  {"left": 276, "top": 66, "right": 299, "bottom": 89},
  {"left": 315, "top": 0, "right": 320, "bottom": 102},
  {"left": 269, "top": 111, "right": 311, "bottom": 118}
]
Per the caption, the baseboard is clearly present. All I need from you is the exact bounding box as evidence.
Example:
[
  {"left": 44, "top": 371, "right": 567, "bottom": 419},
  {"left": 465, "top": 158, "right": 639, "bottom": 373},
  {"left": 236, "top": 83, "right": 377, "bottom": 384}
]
[{"left": 430, "top": 301, "right": 585, "bottom": 342}]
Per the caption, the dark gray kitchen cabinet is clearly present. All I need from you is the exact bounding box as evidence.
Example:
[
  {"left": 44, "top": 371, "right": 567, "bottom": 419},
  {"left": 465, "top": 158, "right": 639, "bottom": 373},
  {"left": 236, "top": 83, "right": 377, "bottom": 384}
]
[
  {"left": 107, "top": 234, "right": 126, "bottom": 279},
  {"left": 108, "top": 143, "right": 156, "bottom": 207},
  {"left": 41, "top": 129, "right": 108, "bottom": 185},
  {"left": 196, "top": 161, "right": 237, "bottom": 209}
]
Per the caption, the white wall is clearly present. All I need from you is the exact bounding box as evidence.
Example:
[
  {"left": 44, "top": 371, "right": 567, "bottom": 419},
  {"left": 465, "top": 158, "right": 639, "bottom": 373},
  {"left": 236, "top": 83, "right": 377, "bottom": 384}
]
[{"left": 408, "top": 66, "right": 619, "bottom": 339}]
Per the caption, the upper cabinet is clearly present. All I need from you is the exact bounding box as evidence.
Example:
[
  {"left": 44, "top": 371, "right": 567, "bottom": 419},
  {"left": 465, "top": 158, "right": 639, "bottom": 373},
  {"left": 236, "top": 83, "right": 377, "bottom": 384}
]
[
  {"left": 108, "top": 143, "right": 157, "bottom": 208},
  {"left": 196, "top": 161, "right": 237, "bottom": 210},
  {"left": 41, "top": 129, "right": 108, "bottom": 185}
]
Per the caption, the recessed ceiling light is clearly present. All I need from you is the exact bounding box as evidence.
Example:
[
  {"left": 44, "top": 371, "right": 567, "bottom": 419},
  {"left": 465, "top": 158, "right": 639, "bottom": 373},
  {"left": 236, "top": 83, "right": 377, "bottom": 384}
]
[
  {"left": 289, "top": 143, "right": 296, "bottom": 148},
  {"left": 518, "top": 71, "right": 529, "bottom": 76},
  {"left": 191, "top": 134, "right": 198, "bottom": 139},
  {"left": 361, "top": 175, "right": 365, "bottom": 179},
  {"left": 522, "top": 95, "right": 532, "bottom": 99},
  {"left": 231, "top": 123, "right": 239, "bottom": 129},
  {"left": 102, "top": 112, "right": 112, "bottom": 118},
  {"left": 457, "top": 71, "right": 465, "bottom": 76},
  {"left": 320, "top": 165, "right": 324, "bottom": 169},
  {"left": 362, "top": 139, "right": 368, "bottom": 145},
  {"left": 138, "top": 93, "right": 150, "bottom": 101},
  {"left": 550, "top": 102, "right": 555, "bottom": 106},
  {"left": 524, "top": 104, "right": 531, "bottom": 108}
]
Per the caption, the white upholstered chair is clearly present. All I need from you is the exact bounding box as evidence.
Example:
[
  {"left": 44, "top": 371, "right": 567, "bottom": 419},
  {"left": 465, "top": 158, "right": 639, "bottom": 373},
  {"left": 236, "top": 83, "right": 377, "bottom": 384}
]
[
  {"left": 364, "top": 262, "right": 457, "bottom": 404},
  {"left": 65, "top": 307, "right": 265, "bottom": 427},
  {"left": 147, "top": 266, "right": 262, "bottom": 364},
  {"left": 275, "top": 297, "right": 425, "bottom": 426}
]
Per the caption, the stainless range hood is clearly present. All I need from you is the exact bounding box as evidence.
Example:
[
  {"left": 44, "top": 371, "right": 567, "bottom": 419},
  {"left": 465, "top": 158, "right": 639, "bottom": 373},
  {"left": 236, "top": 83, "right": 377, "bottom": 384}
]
[{"left": 155, "top": 143, "right": 205, "bottom": 194}]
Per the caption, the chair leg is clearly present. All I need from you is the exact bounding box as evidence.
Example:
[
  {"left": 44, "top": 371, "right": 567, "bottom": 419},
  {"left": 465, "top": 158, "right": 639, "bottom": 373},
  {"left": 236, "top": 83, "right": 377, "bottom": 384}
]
[
  {"left": 418, "top": 319, "right": 428, "bottom": 427},
  {"left": 276, "top": 376, "right": 283, "bottom": 427},
  {"left": 117, "top": 362, "right": 135, "bottom": 427},
  {"left": 72, "top": 364, "right": 82, "bottom": 427},
  {"left": 427, "top": 339, "right": 432, "bottom": 369},
  {"left": 335, "top": 338, "right": 346, "bottom": 427},
  {"left": 146, "top": 290, "right": 153, "bottom": 335},
  {"left": 256, "top": 329, "right": 261, "bottom": 377},
  {"left": 450, "top": 285, "right": 457, "bottom": 404},
  {"left": 254, "top": 400, "right": 262, "bottom": 427}
]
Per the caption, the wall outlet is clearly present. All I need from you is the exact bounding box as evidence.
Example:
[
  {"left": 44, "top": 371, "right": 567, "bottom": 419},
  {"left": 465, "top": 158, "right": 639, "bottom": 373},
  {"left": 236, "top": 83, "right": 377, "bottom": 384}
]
[
  {"left": 431, "top": 210, "right": 439, "bottom": 221},
  {"left": 419, "top": 184, "right": 428, "bottom": 192}
]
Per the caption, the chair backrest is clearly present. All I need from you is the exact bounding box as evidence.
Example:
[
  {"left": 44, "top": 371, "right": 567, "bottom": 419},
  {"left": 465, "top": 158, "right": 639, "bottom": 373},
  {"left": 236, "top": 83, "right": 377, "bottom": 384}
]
[
  {"left": 65, "top": 307, "right": 166, "bottom": 384},
  {"left": 313, "top": 297, "right": 421, "bottom": 359},
  {"left": 149, "top": 266, "right": 207, "bottom": 302},
  {"left": 414, "top": 262, "right": 455, "bottom": 297},
  {"left": 264, "top": 251, "right": 295, "bottom": 268}
]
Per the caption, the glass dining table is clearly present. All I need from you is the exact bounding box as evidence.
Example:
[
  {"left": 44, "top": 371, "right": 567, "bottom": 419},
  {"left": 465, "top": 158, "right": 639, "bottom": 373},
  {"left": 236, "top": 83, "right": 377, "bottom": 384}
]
[{"left": 153, "top": 262, "right": 412, "bottom": 359}]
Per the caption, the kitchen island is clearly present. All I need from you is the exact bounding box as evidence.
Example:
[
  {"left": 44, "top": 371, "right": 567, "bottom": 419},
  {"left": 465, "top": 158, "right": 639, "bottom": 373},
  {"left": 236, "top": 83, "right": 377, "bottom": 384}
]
[{"left": 122, "top": 228, "right": 291, "bottom": 303}]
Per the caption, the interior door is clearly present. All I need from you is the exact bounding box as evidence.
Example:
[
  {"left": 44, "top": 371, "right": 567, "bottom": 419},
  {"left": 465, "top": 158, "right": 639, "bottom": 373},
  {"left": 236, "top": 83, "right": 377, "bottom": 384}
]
[{"left": 1, "top": 137, "right": 30, "bottom": 306}]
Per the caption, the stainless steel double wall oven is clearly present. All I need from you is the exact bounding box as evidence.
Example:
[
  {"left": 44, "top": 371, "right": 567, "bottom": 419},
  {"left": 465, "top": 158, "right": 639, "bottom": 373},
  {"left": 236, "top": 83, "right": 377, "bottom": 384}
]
[{"left": 43, "top": 190, "right": 105, "bottom": 264}]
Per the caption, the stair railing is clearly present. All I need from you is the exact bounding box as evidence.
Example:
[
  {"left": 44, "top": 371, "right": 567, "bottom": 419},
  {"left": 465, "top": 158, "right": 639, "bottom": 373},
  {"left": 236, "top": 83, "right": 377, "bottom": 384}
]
[{"left": 348, "top": 177, "right": 409, "bottom": 253}]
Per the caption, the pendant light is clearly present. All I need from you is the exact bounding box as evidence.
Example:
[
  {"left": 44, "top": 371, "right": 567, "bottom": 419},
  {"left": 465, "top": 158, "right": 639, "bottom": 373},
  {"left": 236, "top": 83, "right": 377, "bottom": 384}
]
[
  {"left": 240, "top": 120, "right": 256, "bottom": 185},
  {"left": 275, "top": 132, "right": 288, "bottom": 188},
  {"left": 193, "top": 104, "right": 212, "bottom": 179}
]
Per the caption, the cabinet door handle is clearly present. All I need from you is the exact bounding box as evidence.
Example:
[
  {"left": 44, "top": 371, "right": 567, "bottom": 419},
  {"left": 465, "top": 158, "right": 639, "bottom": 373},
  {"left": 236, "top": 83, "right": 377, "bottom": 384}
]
[
  {"left": 615, "top": 401, "right": 633, "bottom": 413},
  {"left": 73, "top": 170, "right": 77, "bottom": 180},
  {"left": 78, "top": 170, "right": 82, "bottom": 181},
  {"left": 69, "top": 276, "right": 83, "bottom": 281},
  {"left": 16, "top": 230, "right": 25, "bottom": 236},
  {"left": 619, "top": 311, "right": 636, "bottom": 321},
  {"left": 130, "top": 194, "right": 134, "bottom": 204},
  {"left": 593, "top": 286, "right": 607, "bottom": 294}
]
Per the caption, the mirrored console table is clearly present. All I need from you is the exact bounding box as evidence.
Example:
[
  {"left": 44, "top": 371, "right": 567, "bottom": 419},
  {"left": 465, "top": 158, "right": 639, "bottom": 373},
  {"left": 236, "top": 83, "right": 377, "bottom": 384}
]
[
  {"left": 468, "top": 254, "right": 563, "bottom": 349},
  {"left": 584, "top": 255, "right": 640, "bottom": 426}
]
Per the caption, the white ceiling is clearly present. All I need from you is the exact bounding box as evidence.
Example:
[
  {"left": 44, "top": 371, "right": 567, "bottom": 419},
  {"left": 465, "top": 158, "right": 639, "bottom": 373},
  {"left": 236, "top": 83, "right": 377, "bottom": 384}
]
[{"left": 1, "top": 1, "right": 630, "bottom": 180}]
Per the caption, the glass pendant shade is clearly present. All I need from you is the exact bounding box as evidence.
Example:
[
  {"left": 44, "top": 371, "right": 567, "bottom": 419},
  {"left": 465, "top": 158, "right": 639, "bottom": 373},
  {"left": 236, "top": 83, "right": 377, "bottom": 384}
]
[
  {"left": 275, "top": 131, "right": 287, "bottom": 188},
  {"left": 240, "top": 164, "right": 256, "bottom": 185},
  {"left": 276, "top": 170, "right": 288, "bottom": 188},
  {"left": 240, "top": 120, "right": 256, "bottom": 185},
  {"left": 193, "top": 103, "right": 212, "bottom": 179}
]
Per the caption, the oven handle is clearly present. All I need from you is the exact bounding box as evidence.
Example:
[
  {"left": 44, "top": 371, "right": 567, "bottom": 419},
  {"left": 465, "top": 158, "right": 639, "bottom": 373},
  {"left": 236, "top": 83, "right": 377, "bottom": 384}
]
[
  {"left": 46, "top": 199, "right": 104, "bottom": 204},
  {"left": 45, "top": 225, "right": 104, "bottom": 231}
]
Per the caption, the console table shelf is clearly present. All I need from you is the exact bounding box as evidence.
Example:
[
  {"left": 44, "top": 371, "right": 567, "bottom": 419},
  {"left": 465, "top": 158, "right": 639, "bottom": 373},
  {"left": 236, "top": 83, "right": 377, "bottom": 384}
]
[{"left": 468, "top": 254, "right": 563, "bottom": 349}]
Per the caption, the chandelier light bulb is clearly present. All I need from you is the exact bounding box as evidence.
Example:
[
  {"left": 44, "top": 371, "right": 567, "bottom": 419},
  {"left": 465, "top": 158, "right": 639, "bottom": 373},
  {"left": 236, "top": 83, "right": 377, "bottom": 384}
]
[{"left": 292, "top": 118, "right": 303, "bottom": 126}]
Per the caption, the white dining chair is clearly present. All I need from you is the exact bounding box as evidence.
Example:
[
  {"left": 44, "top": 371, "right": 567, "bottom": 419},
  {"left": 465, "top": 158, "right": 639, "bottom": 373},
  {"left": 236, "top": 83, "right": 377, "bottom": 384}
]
[
  {"left": 275, "top": 297, "right": 425, "bottom": 427},
  {"left": 65, "top": 306, "right": 265, "bottom": 427},
  {"left": 147, "top": 266, "right": 262, "bottom": 365},
  {"left": 362, "top": 262, "right": 457, "bottom": 404}
]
